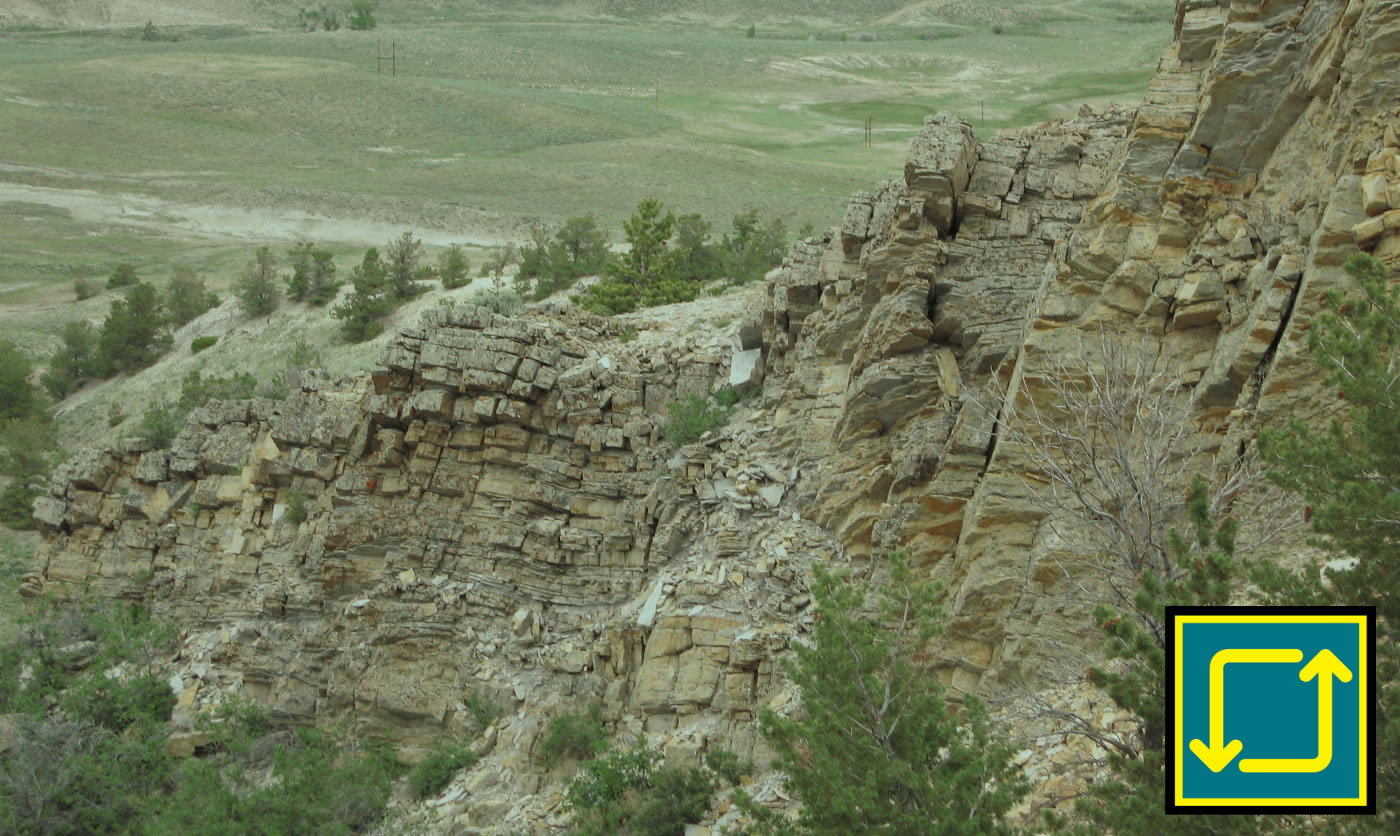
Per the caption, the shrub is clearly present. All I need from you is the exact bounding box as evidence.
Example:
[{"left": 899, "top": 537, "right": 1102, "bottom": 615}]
[
  {"left": 0, "top": 717, "right": 171, "bottom": 836},
  {"left": 62, "top": 673, "right": 176, "bottom": 732},
  {"left": 662, "top": 395, "right": 733, "bottom": 445},
  {"left": 565, "top": 736, "right": 657, "bottom": 814},
  {"left": 107, "top": 402, "right": 125, "bottom": 426},
  {"left": 137, "top": 402, "right": 182, "bottom": 449},
  {"left": 73, "top": 277, "right": 96, "bottom": 301},
  {"left": 628, "top": 765, "right": 716, "bottom": 835},
  {"left": 348, "top": 0, "right": 376, "bottom": 30},
  {"left": 539, "top": 701, "right": 607, "bottom": 767},
  {"left": 283, "top": 489, "right": 307, "bottom": 525},
  {"left": 190, "top": 336, "right": 217, "bottom": 353},
  {"left": 408, "top": 740, "right": 477, "bottom": 799},
  {"left": 469, "top": 287, "right": 523, "bottom": 316},
  {"left": 713, "top": 387, "right": 745, "bottom": 408},
  {"left": 566, "top": 739, "right": 716, "bottom": 836},
  {"left": 466, "top": 691, "right": 504, "bottom": 731},
  {"left": 107, "top": 263, "right": 138, "bottom": 290},
  {"left": 619, "top": 326, "right": 639, "bottom": 344},
  {"left": 704, "top": 747, "right": 752, "bottom": 785}
]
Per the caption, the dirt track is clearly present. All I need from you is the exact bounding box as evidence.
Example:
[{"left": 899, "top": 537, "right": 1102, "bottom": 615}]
[{"left": 0, "top": 181, "right": 503, "bottom": 249}]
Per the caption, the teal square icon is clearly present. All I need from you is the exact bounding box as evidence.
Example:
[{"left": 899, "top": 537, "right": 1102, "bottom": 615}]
[{"left": 1167, "top": 606, "right": 1376, "bottom": 814}]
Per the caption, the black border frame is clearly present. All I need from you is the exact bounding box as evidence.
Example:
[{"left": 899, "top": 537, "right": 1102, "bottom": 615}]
[{"left": 1165, "top": 605, "right": 1378, "bottom": 816}]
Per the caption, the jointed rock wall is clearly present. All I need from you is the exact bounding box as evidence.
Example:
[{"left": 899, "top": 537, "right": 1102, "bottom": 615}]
[{"left": 24, "top": 0, "right": 1400, "bottom": 828}]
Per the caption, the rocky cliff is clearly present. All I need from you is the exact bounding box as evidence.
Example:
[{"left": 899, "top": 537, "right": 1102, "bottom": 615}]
[{"left": 24, "top": 0, "right": 1400, "bottom": 830}]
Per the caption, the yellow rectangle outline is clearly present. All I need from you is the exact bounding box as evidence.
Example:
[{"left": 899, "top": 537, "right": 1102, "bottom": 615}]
[{"left": 1172, "top": 614, "right": 1369, "bottom": 806}]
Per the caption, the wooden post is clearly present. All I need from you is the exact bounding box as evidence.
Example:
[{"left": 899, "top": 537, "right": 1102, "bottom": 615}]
[{"left": 377, "top": 40, "right": 398, "bottom": 75}]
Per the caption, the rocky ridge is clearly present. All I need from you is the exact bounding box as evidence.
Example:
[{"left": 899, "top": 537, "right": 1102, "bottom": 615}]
[{"left": 23, "top": 0, "right": 1400, "bottom": 830}]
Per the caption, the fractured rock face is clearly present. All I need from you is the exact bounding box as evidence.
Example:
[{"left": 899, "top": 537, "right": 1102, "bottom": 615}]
[{"left": 26, "top": 0, "right": 1400, "bottom": 828}]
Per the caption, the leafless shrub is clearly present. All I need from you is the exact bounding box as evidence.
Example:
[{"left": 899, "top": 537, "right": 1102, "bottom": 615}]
[
  {"left": 984, "top": 329, "right": 1297, "bottom": 627},
  {"left": 979, "top": 329, "right": 1300, "bottom": 771}
]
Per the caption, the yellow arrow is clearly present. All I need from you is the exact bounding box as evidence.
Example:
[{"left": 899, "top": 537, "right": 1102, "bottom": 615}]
[
  {"left": 1189, "top": 648, "right": 1303, "bottom": 772},
  {"left": 1239, "top": 648, "right": 1352, "bottom": 773}
]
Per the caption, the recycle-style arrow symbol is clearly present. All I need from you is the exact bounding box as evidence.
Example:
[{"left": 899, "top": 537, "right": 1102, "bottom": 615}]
[
  {"left": 1239, "top": 649, "right": 1352, "bottom": 773},
  {"left": 1188, "top": 648, "right": 1352, "bottom": 773}
]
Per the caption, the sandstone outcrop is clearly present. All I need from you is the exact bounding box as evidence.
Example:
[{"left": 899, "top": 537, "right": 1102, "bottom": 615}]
[{"left": 24, "top": 0, "right": 1400, "bottom": 829}]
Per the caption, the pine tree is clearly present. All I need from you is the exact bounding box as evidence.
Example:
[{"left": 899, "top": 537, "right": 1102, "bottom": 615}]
[
  {"left": 97, "top": 282, "right": 168, "bottom": 375},
  {"left": 333, "top": 248, "right": 393, "bottom": 343},
  {"left": 41, "top": 321, "right": 98, "bottom": 400},
  {"left": 437, "top": 245, "right": 472, "bottom": 290},
  {"left": 286, "top": 244, "right": 340, "bottom": 304},
  {"left": 672, "top": 213, "right": 720, "bottom": 282},
  {"left": 285, "top": 242, "right": 315, "bottom": 302},
  {"left": 552, "top": 213, "right": 610, "bottom": 278},
  {"left": 385, "top": 231, "right": 428, "bottom": 301},
  {"left": 576, "top": 197, "right": 677, "bottom": 315},
  {"left": 1255, "top": 252, "right": 1400, "bottom": 826},
  {"left": 235, "top": 246, "right": 281, "bottom": 317},
  {"left": 162, "top": 267, "right": 217, "bottom": 328},
  {"left": 735, "top": 550, "right": 1028, "bottom": 835},
  {"left": 0, "top": 340, "right": 39, "bottom": 422}
]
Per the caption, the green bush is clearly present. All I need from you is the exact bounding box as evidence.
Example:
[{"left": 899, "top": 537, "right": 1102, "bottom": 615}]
[
  {"left": 713, "top": 387, "right": 746, "bottom": 408},
  {"left": 619, "top": 326, "right": 639, "bottom": 343},
  {"left": 409, "top": 740, "right": 478, "bottom": 799},
  {"left": 467, "top": 691, "right": 504, "bottom": 731},
  {"left": 628, "top": 765, "right": 716, "bottom": 836},
  {"left": 704, "top": 747, "right": 752, "bottom": 785},
  {"left": 73, "top": 277, "right": 96, "bottom": 301},
  {"left": 283, "top": 489, "right": 307, "bottom": 525},
  {"left": 566, "top": 739, "right": 716, "bottom": 836},
  {"left": 0, "top": 604, "right": 405, "bottom": 835},
  {"left": 348, "top": 0, "right": 376, "bottom": 30},
  {"left": 62, "top": 673, "right": 176, "bottom": 732},
  {"left": 106, "top": 263, "right": 138, "bottom": 290},
  {"left": 662, "top": 395, "right": 733, "bottom": 445},
  {"left": 137, "top": 402, "right": 183, "bottom": 449},
  {"left": 540, "top": 701, "right": 607, "bottom": 768},
  {"left": 565, "top": 736, "right": 657, "bottom": 815},
  {"left": 190, "top": 336, "right": 217, "bottom": 353},
  {"left": 0, "top": 717, "right": 172, "bottom": 836}
]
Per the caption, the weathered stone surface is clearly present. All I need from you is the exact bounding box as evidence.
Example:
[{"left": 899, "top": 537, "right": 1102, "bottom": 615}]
[
  {"left": 24, "top": 3, "right": 1400, "bottom": 831},
  {"left": 904, "top": 112, "right": 978, "bottom": 234}
]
